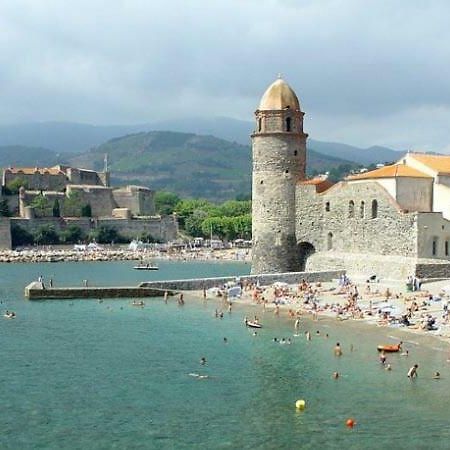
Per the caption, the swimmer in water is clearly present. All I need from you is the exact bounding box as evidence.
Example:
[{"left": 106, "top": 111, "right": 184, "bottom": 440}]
[
  {"left": 334, "top": 342, "right": 343, "bottom": 357},
  {"left": 433, "top": 371, "right": 441, "bottom": 379},
  {"left": 253, "top": 331, "right": 258, "bottom": 336},
  {"left": 200, "top": 357, "right": 207, "bottom": 365},
  {"left": 305, "top": 331, "right": 311, "bottom": 341},
  {"left": 401, "top": 349, "right": 409, "bottom": 357},
  {"left": 189, "top": 373, "right": 210, "bottom": 380},
  {"left": 223, "top": 337, "right": 228, "bottom": 343},
  {"left": 385, "top": 364, "right": 392, "bottom": 371},
  {"left": 332, "top": 371, "right": 339, "bottom": 379},
  {"left": 294, "top": 318, "right": 300, "bottom": 331},
  {"left": 379, "top": 351, "right": 387, "bottom": 365}
]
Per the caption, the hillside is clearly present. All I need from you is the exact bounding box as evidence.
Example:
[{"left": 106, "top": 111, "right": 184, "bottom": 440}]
[
  {"left": 69, "top": 131, "right": 359, "bottom": 200},
  {"left": 0, "top": 119, "right": 405, "bottom": 166},
  {"left": 0, "top": 145, "right": 69, "bottom": 168}
]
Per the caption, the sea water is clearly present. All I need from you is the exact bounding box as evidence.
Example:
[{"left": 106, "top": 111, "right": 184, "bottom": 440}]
[{"left": 1, "top": 260, "right": 450, "bottom": 449}]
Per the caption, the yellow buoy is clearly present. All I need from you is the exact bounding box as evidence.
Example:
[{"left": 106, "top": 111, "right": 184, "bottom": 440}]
[{"left": 295, "top": 399, "right": 306, "bottom": 410}]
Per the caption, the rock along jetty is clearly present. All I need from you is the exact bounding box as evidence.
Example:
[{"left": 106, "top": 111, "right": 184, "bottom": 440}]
[{"left": 0, "top": 249, "right": 142, "bottom": 264}]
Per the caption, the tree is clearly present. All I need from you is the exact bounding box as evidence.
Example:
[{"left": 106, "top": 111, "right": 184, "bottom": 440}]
[
  {"left": 154, "top": 191, "right": 180, "bottom": 215},
  {"left": 33, "top": 225, "right": 60, "bottom": 245},
  {"left": 64, "top": 191, "right": 83, "bottom": 217},
  {"left": 174, "top": 199, "right": 212, "bottom": 227},
  {"left": 81, "top": 203, "right": 92, "bottom": 217},
  {"left": 5, "top": 177, "right": 28, "bottom": 195},
  {"left": 88, "top": 226, "right": 127, "bottom": 244},
  {"left": 52, "top": 199, "right": 60, "bottom": 217},
  {"left": 61, "top": 225, "right": 84, "bottom": 244},
  {"left": 0, "top": 199, "right": 10, "bottom": 217},
  {"left": 11, "top": 224, "right": 34, "bottom": 247},
  {"left": 30, "top": 194, "right": 51, "bottom": 217}
]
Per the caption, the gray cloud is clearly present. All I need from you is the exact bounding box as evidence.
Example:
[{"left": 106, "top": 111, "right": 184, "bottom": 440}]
[{"left": 1, "top": 0, "right": 450, "bottom": 150}]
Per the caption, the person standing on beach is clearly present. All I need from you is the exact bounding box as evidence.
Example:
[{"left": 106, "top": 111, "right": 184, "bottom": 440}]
[{"left": 407, "top": 364, "right": 418, "bottom": 379}]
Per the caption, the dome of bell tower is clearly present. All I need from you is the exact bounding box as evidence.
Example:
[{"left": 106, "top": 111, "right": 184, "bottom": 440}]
[{"left": 258, "top": 78, "right": 300, "bottom": 111}]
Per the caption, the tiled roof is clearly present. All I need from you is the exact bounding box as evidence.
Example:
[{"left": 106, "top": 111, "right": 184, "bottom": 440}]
[
  {"left": 298, "top": 177, "right": 334, "bottom": 193},
  {"left": 409, "top": 153, "right": 450, "bottom": 174},
  {"left": 346, "top": 164, "right": 431, "bottom": 181},
  {"left": 5, "top": 167, "right": 64, "bottom": 175}
]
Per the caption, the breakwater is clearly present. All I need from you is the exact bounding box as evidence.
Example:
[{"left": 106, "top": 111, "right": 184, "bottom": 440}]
[
  {"left": 139, "top": 270, "right": 344, "bottom": 290},
  {"left": 24, "top": 270, "right": 344, "bottom": 300},
  {"left": 25, "top": 282, "right": 175, "bottom": 300}
]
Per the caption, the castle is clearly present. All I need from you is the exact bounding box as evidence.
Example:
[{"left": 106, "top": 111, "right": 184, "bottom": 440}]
[
  {"left": 0, "top": 164, "right": 177, "bottom": 249},
  {"left": 252, "top": 78, "right": 450, "bottom": 280}
]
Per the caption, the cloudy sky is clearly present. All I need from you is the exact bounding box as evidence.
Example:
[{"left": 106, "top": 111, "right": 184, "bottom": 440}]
[{"left": 1, "top": 0, "right": 450, "bottom": 150}]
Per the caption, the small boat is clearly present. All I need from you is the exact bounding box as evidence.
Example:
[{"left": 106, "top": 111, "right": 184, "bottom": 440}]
[
  {"left": 4, "top": 312, "right": 16, "bottom": 319},
  {"left": 377, "top": 343, "right": 402, "bottom": 352},
  {"left": 133, "top": 263, "right": 159, "bottom": 270},
  {"left": 132, "top": 301, "right": 145, "bottom": 307},
  {"left": 245, "top": 320, "right": 262, "bottom": 329}
]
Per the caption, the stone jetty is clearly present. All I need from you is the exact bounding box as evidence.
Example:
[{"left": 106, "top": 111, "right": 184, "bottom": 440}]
[{"left": 25, "top": 281, "right": 175, "bottom": 300}]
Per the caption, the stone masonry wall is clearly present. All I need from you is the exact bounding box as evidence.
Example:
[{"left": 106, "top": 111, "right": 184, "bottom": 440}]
[
  {"left": 0, "top": 217, "right": 12, "bottom": 249},
  {"left": 296, "top": 180, "right": 418, "bottom": 257}
]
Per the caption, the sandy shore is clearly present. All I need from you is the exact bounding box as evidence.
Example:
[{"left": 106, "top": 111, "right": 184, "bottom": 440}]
[{"left": 185, "top": 276, "right": 450, "bottom": 347}]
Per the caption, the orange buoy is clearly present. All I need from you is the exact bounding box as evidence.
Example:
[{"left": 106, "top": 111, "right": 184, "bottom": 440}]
[{"left": 346, "top": 418, "right": 355, "bottom": 428}]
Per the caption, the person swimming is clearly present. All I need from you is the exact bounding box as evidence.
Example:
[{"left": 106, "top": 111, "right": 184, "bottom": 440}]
[
  {"left": 433, "top": 371, "right": 441, "bottom": 379},
  {"left": 200, "top": 357, "right": 207, "bottom": 365},
  {"left": 332, "top": 371, "right": 340, "bottom": 379},
  {"left": 334, "top": 342, "right": 343, "bottom": 356}
]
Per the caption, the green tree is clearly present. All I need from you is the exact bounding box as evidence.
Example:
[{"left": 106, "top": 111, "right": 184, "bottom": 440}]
[
  {"left": 139, "top": 231, "right": 159, "bottom": 243},
  {"left": 81, "top": 203, "right": 92, "bottom": 217},
  {"left": 11, "top": 224, "right": 34, "bottom": 247},
  {"left": 89, "top": 226, "right": 127, "bottom": 244},
  {"left": 174, "top": 199, "right": 212, "bottom": 227},
  {"left": 30, "top": 194, "right": 51, "bottom": 217},
  {"left": 0, "top": 199, "right": 10, "bottom": 217},
  {"left": 61, "top": 225, "right": 84, "bottom": 244},
  {"left": 5, "top": 177, "right": 28, "bottom": 195},
  {"left": 185, "top": 209, "right": 209, "bottom": 237},
  {"left": 64, "top": 191, "right": 83, "bottom": 217},
  {"left": 52, "top": 199, "right": 61, "bottom": 217},
  {"left": 33, "top": 225, "right": 60, "bottom": 245},
  {"left": 154, "top": 191, "right": 181, "bottom": 215}
]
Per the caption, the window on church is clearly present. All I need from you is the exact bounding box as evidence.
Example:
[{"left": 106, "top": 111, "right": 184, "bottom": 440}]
[
  {"left": 327, "top": 232, "right": 333, "bottom": 250},
  {"left": 286, "top": 117, "right": 291, "bottom": 132},
  {"left": 325, "top": 201, "right": 330, "bottom": 212},
  {"left": 258, "top": 118, "right": 262, "bottom": 132},
  {"left": 348, "top": 200, "right": 355, "bottom": 218},
  {"left": 371, "top": 200, "right": 378, "bottom": 219},
  {"left": 432, "top": 238, "right": 438, "bottom": 256},
  {"left": 445, "top": 240, "right": 449, "bottom": 257},
  {"left": 360, "top": 201, "right": 365, "bottom": 218}
]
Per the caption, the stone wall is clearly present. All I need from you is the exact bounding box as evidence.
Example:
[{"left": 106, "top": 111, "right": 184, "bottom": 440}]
[
  {"left": 11, "top": 215, "right": 178, "bottom": 243},
  {"left": 0, "top": 217, "right": 12, "bottom": 249},
  {"left": 112, "top": 186, "right": 155, "bottom": 216},
  {"left": 3, "top": 169, "right": 68, "bottom": 191},
  {"left": 296, "top": 180, "right": 418, "bottom": 257},
  {"left": 66, "top": 185, "right": 116, "bottom": 217},
  {"left": 139, "top": 270, "right": 344, "bottom": 290}
]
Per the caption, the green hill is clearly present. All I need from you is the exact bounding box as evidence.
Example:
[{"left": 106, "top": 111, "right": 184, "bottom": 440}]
[
  {"left": 0, "top": 145, "right": 69, "bottom": 168},
  {"left": 70, "top": 131, "right": 359, "bottom": 201}
]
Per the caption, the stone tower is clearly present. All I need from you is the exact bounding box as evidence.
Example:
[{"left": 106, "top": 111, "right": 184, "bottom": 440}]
[{"left": 251, "top": 77, "right": 308, "bottom": 274}]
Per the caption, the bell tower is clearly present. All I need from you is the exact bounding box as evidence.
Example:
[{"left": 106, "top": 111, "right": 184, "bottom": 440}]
[{"left": 251, "top": 77, "right": 308, "bottom": 274}]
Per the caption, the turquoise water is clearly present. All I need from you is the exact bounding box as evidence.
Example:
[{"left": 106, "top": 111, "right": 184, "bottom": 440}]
[{"left": 2, "top": 261, "right": 450, "bottom": 449}]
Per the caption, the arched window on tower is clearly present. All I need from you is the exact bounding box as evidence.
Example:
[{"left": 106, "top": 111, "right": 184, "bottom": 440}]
[
  {"left": 371, "top": 200, "right": 378, "bottom": 219},
  {"left": 286, "top": 117, "right": 291, "bottom": 132},
  {"left": 360, "top": 201, "right": 365, "bottom": 218},
  {"left": 258, "top": 118, "right": 262, "bottom": 132},
  {"left": 445, "top": 240, "right": 449, "bottom": 257},
  {"left": 327, "top": 232, "right": 333, "bottom": 250},
  {"left": 348, "top": 200, "right": 355, "bottom": 218}
]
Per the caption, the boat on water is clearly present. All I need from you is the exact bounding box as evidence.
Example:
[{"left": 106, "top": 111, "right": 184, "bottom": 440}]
[
  {"left": 377, "top": 343, "right": 402, "bottom": 352},
  {"left": 245, "top": 318, "right": 262, "bottom": 329},
  {"left": 133, "top": 263, "right": 159, "bottom": 270},
  {"left": 4, "top": 312, "right": 16, "bottom": 319}
]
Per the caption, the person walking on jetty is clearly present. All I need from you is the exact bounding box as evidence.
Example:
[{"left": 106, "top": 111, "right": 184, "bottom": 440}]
[{"left": 407, "top": 364, "right": 419, "bottom": 379}]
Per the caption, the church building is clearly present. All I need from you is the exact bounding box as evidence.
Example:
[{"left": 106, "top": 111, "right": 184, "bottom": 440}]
[{"left": 251, "top": 78, "right": 450, "bottom": 280}]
